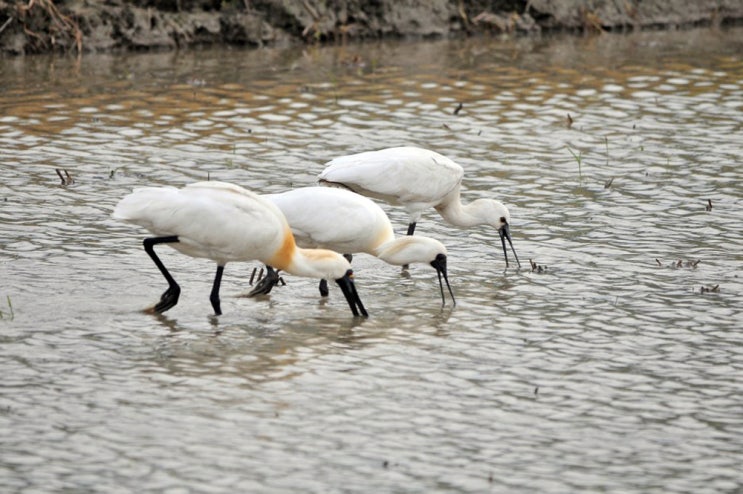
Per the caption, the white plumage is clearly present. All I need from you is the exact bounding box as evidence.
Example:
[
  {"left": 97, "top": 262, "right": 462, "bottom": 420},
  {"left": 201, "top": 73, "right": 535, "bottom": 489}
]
[
  {"left": 262, "top": 186, "right": 455, "bottom": 304},
  {"left": 319, "top": 146, "right": 521, "bottom": 268},
  {"left": 113, "top": 181, "right": 368, "bottom": 317}
]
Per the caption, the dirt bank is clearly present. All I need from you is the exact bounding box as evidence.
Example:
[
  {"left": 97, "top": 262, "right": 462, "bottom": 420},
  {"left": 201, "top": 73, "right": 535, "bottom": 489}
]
[{"left": 1, "top": 0, "right": 742, "bottom": 55}]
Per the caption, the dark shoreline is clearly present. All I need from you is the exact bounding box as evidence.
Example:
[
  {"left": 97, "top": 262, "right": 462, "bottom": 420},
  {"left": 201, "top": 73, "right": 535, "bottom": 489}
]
[{"left": 1, "top": 0, "right": 742, "bottom": 56}]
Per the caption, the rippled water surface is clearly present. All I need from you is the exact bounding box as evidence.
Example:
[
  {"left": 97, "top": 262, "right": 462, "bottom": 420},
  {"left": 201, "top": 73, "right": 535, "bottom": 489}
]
[{"left": 2, "top": 28, "right": 742, "bottom": 492}]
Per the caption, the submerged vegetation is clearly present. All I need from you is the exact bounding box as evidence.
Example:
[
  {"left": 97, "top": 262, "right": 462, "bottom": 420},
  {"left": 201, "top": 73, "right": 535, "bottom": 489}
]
[
  {"left": 566, "top": 145, "right": 583, "bottom": 182},
  {"left": 0, "top": 296, "right": 14, "bottom": 321}
]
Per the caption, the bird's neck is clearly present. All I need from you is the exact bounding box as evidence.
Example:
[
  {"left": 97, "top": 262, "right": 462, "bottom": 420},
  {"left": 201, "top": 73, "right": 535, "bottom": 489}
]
[
  {"left": 266, "top": 226, "right": 298, "bottom": 272},
  {"left": 286, "top": 248, "right": 345, "bottom": 280},
  {"left": 266, "top": 226, "right": 348, "bottom": 280},
  {"left": 368, "top": 228, "right": 396, "bottom": 256},
  {"left": 373, "top": 237, "right": 418, "bottom": 267},
  {"left": 435, "top": 189, "right": 482, "bottom": 228}
]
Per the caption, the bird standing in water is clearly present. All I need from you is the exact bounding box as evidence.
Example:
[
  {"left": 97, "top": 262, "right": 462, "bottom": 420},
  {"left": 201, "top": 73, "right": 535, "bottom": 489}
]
[
  {"left": 113, "top": 181, "right": 368, "bottom": 317},
  {"left": 249, "top": 186, "right": 455, "bottom": 306},
  {"left": 319, "top": 146, "right": 520, "bottom": 268}
]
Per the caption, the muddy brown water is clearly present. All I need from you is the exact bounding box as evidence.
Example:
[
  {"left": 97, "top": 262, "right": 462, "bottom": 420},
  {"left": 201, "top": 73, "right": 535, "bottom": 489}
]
[{"left": 1, "top": 28, "right": 742, "bottom": 492}]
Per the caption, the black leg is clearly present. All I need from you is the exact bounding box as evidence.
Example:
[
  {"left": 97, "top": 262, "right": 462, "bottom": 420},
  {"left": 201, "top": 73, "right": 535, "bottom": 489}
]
[
  {"left": 210, "top": 265, "right": 225, "bottom": 315},
  {"left": 143, "top": 236, "right": 181, "bottom": 313},
  {"left": 402, "top": 223, "right": 416, "bottom": 270},
  {"left": 248, "top": 266, "right": 281, "bottom": 296},
  {"left": 319, "top": 279, "right": 329, "bottom": 297}
]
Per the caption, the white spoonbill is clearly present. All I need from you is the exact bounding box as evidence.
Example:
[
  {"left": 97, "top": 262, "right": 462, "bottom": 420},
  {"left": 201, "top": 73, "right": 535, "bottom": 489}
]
[
  {"left": 250, "top": 186, "right": 455, "bottom": 305},
  {"left": 112, "top": 181, "right": 368, "bottom": 317},
  {"left": 319, "top": 146, "right": 521, "bottom": 268}
]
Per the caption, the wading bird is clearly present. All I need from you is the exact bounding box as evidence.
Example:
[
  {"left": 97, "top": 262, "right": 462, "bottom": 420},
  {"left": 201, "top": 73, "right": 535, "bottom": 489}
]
[
  {"left": 249, "top": 187, "right": 455, "bottom": 305},
  {"left": 113, "top": 181, "right": 368, "bottom": 317},
  {"left": 319, "top": 146, "right": 521, "bottom": 268}
]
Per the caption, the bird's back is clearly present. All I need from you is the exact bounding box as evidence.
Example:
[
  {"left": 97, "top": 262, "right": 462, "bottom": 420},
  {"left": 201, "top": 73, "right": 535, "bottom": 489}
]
[
  {"left": 113, "top": 181, "right": 289, "bottom": 265},
  {"left": 266, "top": 186, "right": 394, "bottom": 255},
  {"left": 319, "top": 147, "right": 464, "bottom": 214}
]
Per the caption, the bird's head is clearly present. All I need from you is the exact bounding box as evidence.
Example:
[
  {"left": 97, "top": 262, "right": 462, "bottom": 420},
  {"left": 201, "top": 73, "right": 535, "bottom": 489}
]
[
  {"left": 374, "top": 236, "right": 456, "bottom": 306},
  {"left": 477, "top": 199, "right": 521, "bottom": 269}
]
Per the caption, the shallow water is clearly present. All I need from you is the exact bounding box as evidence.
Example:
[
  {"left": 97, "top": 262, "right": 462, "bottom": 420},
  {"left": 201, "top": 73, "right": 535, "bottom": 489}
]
[{"left": 1, "top": 27, "right": 742, "bottom": 493}]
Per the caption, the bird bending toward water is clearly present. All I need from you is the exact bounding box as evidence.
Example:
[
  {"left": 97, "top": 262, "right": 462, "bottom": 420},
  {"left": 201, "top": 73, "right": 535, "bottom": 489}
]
[
  {"left": 113, "top": 181, "right": 368, "bottom": 317},
  {"left": 319, "top": 146, "right": 520, "bottom": 268},
  {"left": 250, "top": 186, "right": 455, "bottom": 305}
]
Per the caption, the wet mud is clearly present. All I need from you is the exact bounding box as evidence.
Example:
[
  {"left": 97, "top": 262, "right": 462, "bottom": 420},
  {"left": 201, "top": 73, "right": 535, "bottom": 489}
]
[{"left": 1, "top": 0, "right": 742, "bottom": 55}]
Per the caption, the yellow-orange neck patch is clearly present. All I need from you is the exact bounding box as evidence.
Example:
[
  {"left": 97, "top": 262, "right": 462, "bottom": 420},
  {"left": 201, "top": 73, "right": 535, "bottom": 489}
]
[{"left": 268, "top": 225, "right": 296, "bottom": 270}]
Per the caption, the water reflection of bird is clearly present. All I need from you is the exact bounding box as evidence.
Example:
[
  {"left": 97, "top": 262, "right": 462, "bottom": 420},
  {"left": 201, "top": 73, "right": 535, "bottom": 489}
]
[
  {"left": 112, "top": 181, "right": 368, "bottom": 317},
  {"left": 249, "top": 186, "right": 455, "bottom": 306},
  {"left": 319, "top": 146, "right": 521, "bottom": 268}
]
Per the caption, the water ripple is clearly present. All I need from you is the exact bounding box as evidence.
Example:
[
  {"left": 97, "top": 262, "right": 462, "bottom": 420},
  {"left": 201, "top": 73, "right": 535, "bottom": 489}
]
[{"left": 1, "top": 28, "right": 742, "bottom": 493}]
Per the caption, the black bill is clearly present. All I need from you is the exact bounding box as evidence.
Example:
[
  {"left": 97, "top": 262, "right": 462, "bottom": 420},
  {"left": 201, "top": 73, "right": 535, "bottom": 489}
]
[
  {"left": 335, "top": 269, "right": 369, "bottom": 317},
  {"left": 498, "top": 223, "right": 521, "bottom": 268},
  {"left": 430, "top": 253, "right": 456, "bottom": 306}
]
